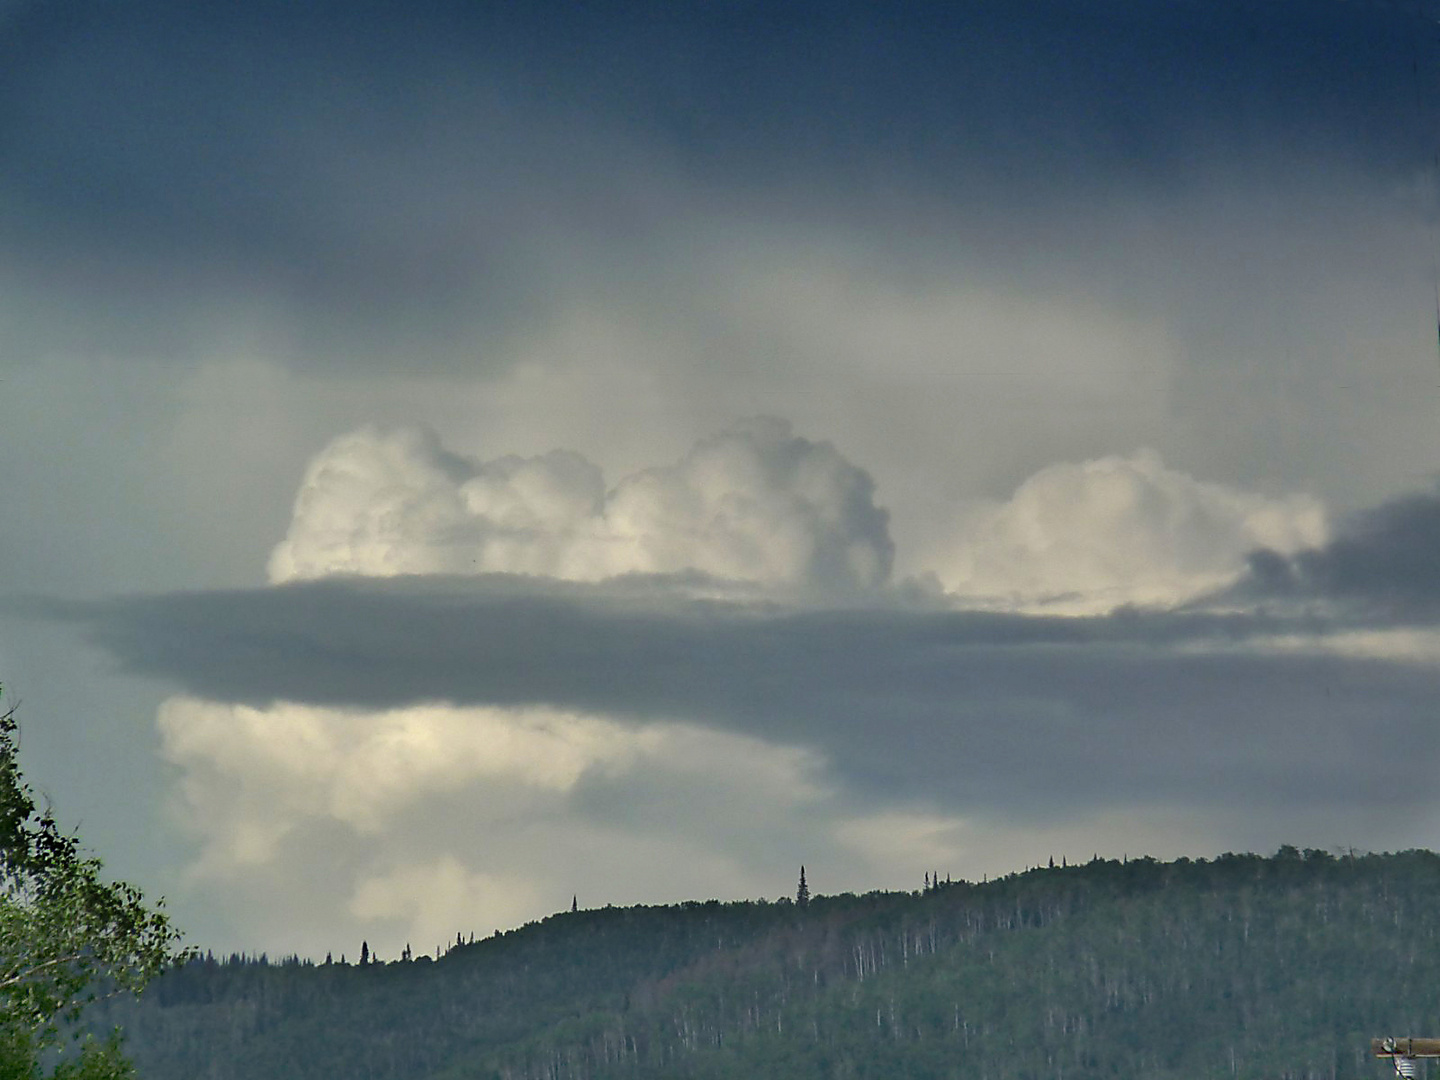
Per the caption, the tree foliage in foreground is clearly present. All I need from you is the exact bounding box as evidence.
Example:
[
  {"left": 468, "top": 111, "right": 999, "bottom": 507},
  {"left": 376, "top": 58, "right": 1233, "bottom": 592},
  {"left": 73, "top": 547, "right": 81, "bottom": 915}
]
[{"left": 0, "top": 687, "right": 188, "bottom": 1078}]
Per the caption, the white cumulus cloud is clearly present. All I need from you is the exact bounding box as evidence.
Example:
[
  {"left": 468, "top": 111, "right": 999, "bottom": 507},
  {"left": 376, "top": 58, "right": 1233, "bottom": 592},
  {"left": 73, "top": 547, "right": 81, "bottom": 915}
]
[
  {"left": 155, "top": 695, "right": 847, "bottom": 957},
  {"left": 164, "top": 426, "right": 1347, "bottom": 957},
  {"left": 349, "top": 858, "right": 542, "bottom": 957},
  {"left": 935, "top": 449, "right": 1327, "bottom": 613},
  {"left": 268, "top": 418, "right": 892, "bottom": 592},
  {"left": 156, "top": 698, "right": 644, "bottom": 870}
]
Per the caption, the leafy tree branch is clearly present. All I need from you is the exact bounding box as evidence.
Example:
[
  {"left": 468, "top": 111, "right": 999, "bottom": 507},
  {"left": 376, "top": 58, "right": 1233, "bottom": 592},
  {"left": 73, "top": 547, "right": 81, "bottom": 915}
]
[{"left": 0, "top": 686, "right": 190, "bottom": 1078}]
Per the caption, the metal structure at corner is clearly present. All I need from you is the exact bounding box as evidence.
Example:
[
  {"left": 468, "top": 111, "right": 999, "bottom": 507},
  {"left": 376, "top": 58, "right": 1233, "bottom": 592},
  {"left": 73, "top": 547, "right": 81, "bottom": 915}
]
[{"left": 1373, "top": 1038, "right": 1440, "bottom": 1078}]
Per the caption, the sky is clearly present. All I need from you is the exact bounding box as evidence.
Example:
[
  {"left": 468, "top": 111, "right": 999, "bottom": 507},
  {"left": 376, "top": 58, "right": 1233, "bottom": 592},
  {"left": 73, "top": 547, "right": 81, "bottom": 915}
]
[{"left": 5, "top": 0, "right": 1440, "bottom": 960}]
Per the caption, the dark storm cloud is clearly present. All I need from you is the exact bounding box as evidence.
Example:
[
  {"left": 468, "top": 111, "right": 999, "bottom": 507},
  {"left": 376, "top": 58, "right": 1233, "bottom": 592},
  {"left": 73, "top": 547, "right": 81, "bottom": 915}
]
[
  {"left": 3, "top": 0, "right": 1437, "bottom": 368},
  {"left": 1240, "top": 486, "right": 1440, "bottom": 618},
  {"left": 24, "top": 573, "right": 1437, "bottom": 823}
]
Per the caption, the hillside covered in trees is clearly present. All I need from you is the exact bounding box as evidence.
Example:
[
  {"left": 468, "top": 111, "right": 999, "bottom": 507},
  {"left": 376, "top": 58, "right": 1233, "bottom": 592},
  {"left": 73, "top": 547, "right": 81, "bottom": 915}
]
[{"left": 86, "top": 849, "right": 1440, "bottom": 1080}]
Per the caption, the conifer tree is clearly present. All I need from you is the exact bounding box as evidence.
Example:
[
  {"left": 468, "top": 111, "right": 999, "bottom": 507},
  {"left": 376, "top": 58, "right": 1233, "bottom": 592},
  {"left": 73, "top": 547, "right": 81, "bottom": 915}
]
[
  {"left": 796, "top": 865, "right": 810, "bottom": 909},
  {"left": 359, "top": 941, "right": 369, "bottom": 966}
]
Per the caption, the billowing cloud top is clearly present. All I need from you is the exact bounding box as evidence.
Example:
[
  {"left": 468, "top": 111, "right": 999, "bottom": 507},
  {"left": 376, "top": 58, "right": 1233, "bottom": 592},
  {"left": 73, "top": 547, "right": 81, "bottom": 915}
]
[
  {"left": 269, "top": 418, "right": 894, "bottom": 592},
  {"left": 940, "top": 450, "right": 1327, "bottom": 612}
]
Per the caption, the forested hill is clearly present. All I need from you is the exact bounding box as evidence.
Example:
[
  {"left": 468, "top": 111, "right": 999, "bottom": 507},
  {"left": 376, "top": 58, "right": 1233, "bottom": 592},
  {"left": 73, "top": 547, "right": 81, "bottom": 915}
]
[{"left": 89, "top": 849, "right": 1440, "bottom": 1080}]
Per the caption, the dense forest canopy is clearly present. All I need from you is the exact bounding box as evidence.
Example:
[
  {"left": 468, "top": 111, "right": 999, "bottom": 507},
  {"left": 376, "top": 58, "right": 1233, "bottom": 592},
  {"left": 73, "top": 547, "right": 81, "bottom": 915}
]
[{"left": 87, "top": 848, "right": 1440, "bottom": 1080}]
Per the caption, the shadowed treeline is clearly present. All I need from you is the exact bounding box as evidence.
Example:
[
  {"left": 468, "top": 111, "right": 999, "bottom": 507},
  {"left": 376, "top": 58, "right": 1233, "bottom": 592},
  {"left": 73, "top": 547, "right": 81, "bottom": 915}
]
[{"left": 84, "top": 848, "right": 1440, "bottom": 1080}]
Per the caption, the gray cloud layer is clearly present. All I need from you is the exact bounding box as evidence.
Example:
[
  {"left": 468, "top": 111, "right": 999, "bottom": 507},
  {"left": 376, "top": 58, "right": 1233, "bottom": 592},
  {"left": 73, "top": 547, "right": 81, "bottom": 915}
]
[
  {"left": 1240, "top": 486, "right": 1440, "bottom": 616},
  {"left": 30, "top": 573, "right": 1439, "bottom": 824},
  {"left": 4, "top": 0, "right": 1437, "bottom": 370},
  {"left": 1249, "top": 489, "right": 1440, "bottom": 604}
]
